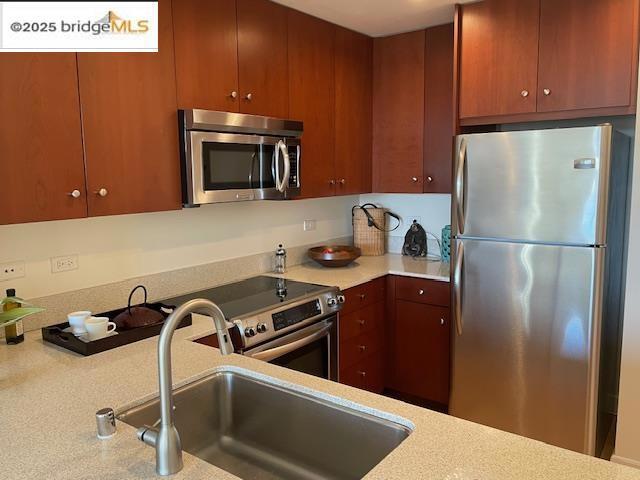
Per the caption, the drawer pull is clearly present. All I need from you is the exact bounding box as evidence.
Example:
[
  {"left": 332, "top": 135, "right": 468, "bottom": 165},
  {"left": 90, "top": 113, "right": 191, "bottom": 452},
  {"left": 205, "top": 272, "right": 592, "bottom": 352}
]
[
  {"left": 440, "top": 318, "right": 445, "bottom": 326},
  {"left": 358, "top": 345, "right": 366, "bottom": 352},
  {"left": 358, "top": 293, "right": 366, "bottom": 300},
  {"left": 358, "top": 319, "right": 366, "bottom": 326},
  {"left": 358, "top": 371, "right": 366, "bottom": 377},
  {"left": 418, "top": 289, "right": 425, "bottom": 295}
]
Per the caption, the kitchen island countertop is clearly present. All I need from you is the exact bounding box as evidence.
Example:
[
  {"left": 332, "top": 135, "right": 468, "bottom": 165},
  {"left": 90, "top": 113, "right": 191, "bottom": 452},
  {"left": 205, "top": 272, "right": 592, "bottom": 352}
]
[{"left": 1, "top": 313, "right": 639, "bottom": 480}]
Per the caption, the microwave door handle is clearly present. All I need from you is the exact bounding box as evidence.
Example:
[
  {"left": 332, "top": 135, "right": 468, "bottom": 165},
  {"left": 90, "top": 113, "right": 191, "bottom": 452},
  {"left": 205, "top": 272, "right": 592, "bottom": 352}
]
[
  {"left": 276, "top": 140, "right": 290, "bottom": 193},
  {"left": 248, "top": 323, "right": 332, "bottom": 362},
  {"left": 273, "top": 144, "right": 281, "bottom": 192}
]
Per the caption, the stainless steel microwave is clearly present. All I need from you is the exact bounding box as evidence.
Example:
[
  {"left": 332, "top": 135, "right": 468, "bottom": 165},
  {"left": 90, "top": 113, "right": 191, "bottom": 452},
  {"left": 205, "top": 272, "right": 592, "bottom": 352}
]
[{"left": 179, "top": 109, "right": 302, "bottom": 206}]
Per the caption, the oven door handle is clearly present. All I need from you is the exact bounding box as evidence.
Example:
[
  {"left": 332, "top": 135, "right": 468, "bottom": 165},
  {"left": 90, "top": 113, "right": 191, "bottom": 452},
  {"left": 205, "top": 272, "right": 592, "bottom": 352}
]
[{"left": 248, "top": 323, "right": 332, "bottom": 362}]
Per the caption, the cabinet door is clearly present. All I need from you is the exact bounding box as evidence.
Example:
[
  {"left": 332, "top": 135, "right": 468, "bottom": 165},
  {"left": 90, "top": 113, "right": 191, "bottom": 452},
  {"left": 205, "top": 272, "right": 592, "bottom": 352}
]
[
  {"left": 391, "top": 300, "right": 450, "bottom": 405},
  {"left": 0, "top": 54, "right": 86, "bottom": 225},
  {"left": 237, "top": 0, "right": 289, "bottom": 117},
  {"left": 537, "top": 0, "right": 639, "bottom": 112},
  {"left": 424, "top": 24, "right": 454, "bottom": 194},
  {"left": 458, "top": 0, "right": 540, "bottom": 119},
  {"left": 372, "top": 31, "right": 425, "bottom": 193},
  {"left": 172, "top": 0, "right": 239, "bottom": 111},
  {"left": 288, "top": 10, "right": 335, "bottom": 198},
  {"left": 334, "top": 26, "right": 372, "bottom": 195},
  {"left": 78, "top": 0, "right": 181, "bottom": 216}
]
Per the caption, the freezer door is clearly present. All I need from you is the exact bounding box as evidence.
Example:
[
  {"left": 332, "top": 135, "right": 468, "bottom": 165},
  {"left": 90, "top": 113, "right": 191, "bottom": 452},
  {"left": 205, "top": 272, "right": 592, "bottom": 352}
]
[
  {"left": 453, "top": 126, "right": 612, "bottom": 245},
  {"left": 450, "top": 238, "right": 604, "bottom": 454}
]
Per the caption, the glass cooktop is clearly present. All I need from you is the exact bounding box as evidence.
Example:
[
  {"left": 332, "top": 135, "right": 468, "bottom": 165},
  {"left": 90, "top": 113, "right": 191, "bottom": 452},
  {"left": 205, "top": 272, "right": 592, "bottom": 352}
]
[{"left": 162, "top": 276, "right": 328, "bottom": 320}]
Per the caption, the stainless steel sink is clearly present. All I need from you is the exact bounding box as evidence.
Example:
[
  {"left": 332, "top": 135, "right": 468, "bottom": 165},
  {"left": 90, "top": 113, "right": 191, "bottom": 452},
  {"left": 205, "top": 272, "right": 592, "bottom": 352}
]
[{"left": 118, "top": 369, "right": 412, "bottom": 480}]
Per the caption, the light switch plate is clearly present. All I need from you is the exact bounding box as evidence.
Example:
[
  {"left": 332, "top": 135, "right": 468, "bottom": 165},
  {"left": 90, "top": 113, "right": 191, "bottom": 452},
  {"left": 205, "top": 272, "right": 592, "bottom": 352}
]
[
  {"left": 0, "top": 261, "right": 25, "bottom": 282},
  {"left": 51, "top": 255, "right": 78, "bottom": 273},
  {"left": 303, "top": 219, "right": 316, "bottom": 231}
]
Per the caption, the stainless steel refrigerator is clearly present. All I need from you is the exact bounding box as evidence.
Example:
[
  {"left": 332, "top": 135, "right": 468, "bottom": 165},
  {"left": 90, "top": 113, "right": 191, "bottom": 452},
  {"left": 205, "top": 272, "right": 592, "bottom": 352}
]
[{"left": 450, "top": 125, "right": 631, "bottom": 455}]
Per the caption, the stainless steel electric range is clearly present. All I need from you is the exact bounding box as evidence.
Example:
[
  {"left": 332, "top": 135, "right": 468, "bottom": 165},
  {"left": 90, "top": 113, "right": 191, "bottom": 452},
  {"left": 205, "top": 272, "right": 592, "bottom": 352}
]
[{"left": 163, "top": 276, "right": 344, "bottom": 381}]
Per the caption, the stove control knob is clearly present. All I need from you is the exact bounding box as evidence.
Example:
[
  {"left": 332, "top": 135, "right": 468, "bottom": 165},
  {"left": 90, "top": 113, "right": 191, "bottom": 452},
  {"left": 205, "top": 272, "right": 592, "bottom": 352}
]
[
  {"left": 256, "top": 323, "right": 268, "bottom": 334},
  {"left": 244, "top": 326, "right": 256, "bottom": 337},
  {"left": 327, "top": 297, "right": 338, "bottom": 307},
  {"left": 337, "top": 294, "right": 345, "bottom": 304}
]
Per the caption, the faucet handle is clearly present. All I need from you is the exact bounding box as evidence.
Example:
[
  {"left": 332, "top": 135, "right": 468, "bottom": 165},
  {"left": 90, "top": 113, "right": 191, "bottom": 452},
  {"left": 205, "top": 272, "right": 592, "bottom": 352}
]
[{"left": 137, "top": 425, "right": 158, "bottom": 447}]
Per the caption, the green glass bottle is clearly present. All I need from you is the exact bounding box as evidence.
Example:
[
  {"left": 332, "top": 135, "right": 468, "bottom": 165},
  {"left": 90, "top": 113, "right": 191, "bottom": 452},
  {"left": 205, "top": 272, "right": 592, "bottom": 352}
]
[{"left": 4, "top": 288, "right": 24, "bottom": 345}]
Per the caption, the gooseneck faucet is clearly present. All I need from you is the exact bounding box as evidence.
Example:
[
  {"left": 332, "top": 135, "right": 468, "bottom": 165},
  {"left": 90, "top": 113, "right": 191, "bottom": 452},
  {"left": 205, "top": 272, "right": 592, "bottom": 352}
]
[{"left": 136, "top": 299, "right": 234, "bottom": 476}]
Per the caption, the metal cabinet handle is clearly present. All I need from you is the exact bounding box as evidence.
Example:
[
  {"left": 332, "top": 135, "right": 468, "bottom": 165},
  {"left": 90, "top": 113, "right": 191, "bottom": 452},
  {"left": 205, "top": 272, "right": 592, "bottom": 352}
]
[
  {"left": 358, "top": 319, "right": 365, "bottom": 326},
  {"left": 339, "top": 178, "right": 345, "bottom": 185},
  {"left": 358, "top": 293, "right": 366, "bottom": 300},
  {"left": 440, "top": 318, "right": 445, "bottom": 326},
  {"left": 95, "top": 188, "right": 108, "bottom": 197},
  {"left": 521, "top": 90, "right": 529, "bottom": 98},
  {"left": 543, "top": 88, "right": 551, "bottom": 96},
  {"left": 244, "top": 93, "right": 253, "bottom": 101},
  {"left": 418, "top": 289, "right": 424, "bottom": 295},
  {"left": 329, "top": 179, "right": 336, "bottom": 185},
  {"left": 358, "top": 345, "right": 366, "bottom": 352},
  {"left": 358, "top": 371, "right": 366, "bottom": 378},
  {"left": 411, "top": 176, "right": 418, "bottom": 182},
  {"left": 68, "top": 189, "right": 81, "bottom": 198},
  {"left": 229, "top": 91, "right": 238, "bottom": 99},
  {"left": 426, "top": 176, "right": 433, "bottom": 183}
]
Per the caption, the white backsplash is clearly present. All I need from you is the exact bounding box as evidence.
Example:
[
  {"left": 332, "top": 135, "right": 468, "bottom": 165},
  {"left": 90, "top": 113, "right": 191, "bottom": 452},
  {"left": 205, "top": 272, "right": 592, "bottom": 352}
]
[{"left": 358, "top": 193, "right": 451, "bottom": 256}]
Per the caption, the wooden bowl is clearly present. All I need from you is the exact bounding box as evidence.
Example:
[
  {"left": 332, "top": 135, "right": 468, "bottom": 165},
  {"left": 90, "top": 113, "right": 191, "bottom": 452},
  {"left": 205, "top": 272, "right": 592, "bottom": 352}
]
[{"left": 308, "top": 245, "right": 361, "bottom": 268}]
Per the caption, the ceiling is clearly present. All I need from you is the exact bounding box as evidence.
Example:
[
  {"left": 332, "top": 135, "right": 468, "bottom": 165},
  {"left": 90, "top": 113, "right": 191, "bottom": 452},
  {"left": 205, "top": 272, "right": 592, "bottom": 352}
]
[{"left": 272, "top": 0, "right": 476, "bottom": 37}]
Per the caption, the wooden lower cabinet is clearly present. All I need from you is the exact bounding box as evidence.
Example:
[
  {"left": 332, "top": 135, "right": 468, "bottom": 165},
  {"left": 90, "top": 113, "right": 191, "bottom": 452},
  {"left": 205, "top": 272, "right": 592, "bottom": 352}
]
[
  {"left": 340, "top": 353, "right": 384, "bottom": 393},
  {"left": 390, "top": 300, "right": 450, "bottom": 405}
]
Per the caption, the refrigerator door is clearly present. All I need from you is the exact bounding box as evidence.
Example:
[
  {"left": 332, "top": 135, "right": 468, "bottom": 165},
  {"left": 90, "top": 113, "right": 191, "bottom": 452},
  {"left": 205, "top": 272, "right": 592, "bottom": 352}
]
[
  {"left": 453, "top": 126, "right": 612, "bottom": 245},
  {"left": 450, "top": 238, "right": 604, "bottom": 454}
]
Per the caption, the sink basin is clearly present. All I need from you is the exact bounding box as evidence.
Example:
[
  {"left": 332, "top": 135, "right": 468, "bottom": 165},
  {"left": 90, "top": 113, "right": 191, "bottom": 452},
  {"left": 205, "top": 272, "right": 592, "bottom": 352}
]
[{"left": 117, "top": 369, "right": 412, "bottom": 480}]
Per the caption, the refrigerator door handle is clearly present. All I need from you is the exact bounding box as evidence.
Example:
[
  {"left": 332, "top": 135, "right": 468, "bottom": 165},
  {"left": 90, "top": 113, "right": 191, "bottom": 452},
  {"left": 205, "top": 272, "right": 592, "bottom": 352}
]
[
  {"left": 455, "top": 138, "right": 467, "bottom": 235},
  {"left": 453, "top": 240, "right": 464, "bottom": 336}
]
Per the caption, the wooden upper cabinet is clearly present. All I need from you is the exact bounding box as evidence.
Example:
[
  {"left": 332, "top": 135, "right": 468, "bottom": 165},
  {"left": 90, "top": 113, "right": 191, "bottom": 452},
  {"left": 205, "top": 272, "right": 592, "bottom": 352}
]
[
  {"left": 458, "top": 0, "right": 540, "bottom": 119},
  {"left": 537, "top": 0, "right": 639, "bottom": 112},
  {"left": 0, "top": 54, "right": 86, "bottom": 225},
  {"left": 288, "top": 10, "right": 335, "bottom": 198},
  {"left": 172, "top": 0, "right": 239, "bottom": 111},
  {"left": 424, "top": 23, "right": 454, "bottom": 194},
  {"left": 78, "top": 0, "right": 181, "bottom": 217},
  {"left": 373, "top": 31, "right": 425, "bottom": 193},
  {"left": 237, "top": 0, "right": 289, "bottom": 117},
  {"left": 334, "top": 26, "right": 372, "bottom": 196}
]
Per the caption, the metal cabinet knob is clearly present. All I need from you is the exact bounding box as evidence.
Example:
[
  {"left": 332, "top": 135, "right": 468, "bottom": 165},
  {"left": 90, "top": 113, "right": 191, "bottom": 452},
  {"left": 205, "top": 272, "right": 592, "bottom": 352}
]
[
  {"left": 329, "top": 179, "right": 336, "bottom": 185},
  {"left": 229, "top": 91, "right": 238, "bottom": 99},
  {"left": 359, "top": 345, "right": 366, "bottom": 352},
  {"left": 358, "top": 319, "right": 365, "bottom": 326},
  {"left": 358, "top": 371, "right": 366, "bottom": 378},
  {"left": 244, "top": 93, "right": 253, "bottom": 101},
  {"left": 440, "top": 318, "right": 445, "bottom": 326},
  {"left": 339, "top": 178, "right": 345, "bottom": 185},
  {"left": 411, "top": 176, "right": 419, "bottom": 182},
  {"left": 426, "top": 176, "right": 433, "bottom": 183},
  {"left": 358, "top": 293, "right": 366, "bottom": 300},
  {"left": 418, "top": 289, "right": 424, "bottom": 295},
  {"left": 521, "top": 90, "right": 529, "bottom": 98},
  {"left": 543, "top": 88, "right": 551, "bottom": 96},
  {"left": 68, "top": 189, "right": 81, "bottom": 198},
  {"left": 95, "top": 188, "right": 108, "bottom": 197}
]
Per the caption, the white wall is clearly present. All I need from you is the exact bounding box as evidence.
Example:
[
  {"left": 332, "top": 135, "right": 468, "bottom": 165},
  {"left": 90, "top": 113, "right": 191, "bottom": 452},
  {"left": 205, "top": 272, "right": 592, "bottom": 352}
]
[
  {"left": 359, "top": 193, "right": 451, "bottom": 254},
  {"left": 0, "top": 196, "right": 358, "bottom": 299},
  {"left": 613, "top": 107, "right": 640, "bottom": 465}
]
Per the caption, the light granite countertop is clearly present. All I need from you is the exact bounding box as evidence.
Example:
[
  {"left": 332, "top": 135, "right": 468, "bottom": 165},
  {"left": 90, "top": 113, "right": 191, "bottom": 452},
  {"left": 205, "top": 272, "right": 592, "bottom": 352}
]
[
  {"left": 270, "top": 253, "right": 450, "bottom": 290},
  {"left": 1, "top": 314, "right": 639, "bottom": 480}
]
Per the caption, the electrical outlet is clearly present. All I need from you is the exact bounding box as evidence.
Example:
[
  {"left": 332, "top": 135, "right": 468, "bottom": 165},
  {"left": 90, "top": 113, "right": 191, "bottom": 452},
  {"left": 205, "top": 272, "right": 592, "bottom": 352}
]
[
  {"left": 303, "top": 219, "right": 317, "bottom": 231},
  {"left": 0, "top": 261, "right": 25, "bottom": 282},
  {"left": 51, "top": 255, "right": 78, "bottom": 273}
]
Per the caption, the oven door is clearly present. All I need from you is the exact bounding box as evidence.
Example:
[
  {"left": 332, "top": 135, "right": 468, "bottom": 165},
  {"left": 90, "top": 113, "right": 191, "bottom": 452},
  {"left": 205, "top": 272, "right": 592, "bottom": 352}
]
[
  {"left": 244, "top": 316, "right": 337, "bottom": 381},
  {"left": 185, "top": 131, "right": 300, "bottom": 205}
]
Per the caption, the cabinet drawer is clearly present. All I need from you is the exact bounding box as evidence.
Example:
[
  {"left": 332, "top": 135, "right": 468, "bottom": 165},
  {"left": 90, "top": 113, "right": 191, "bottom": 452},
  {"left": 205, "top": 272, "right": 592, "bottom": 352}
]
[
  {"left": 339, "top": 354, "right": 384, "bottom": 394},
  {"left": 340, "top": 330, "right": 382, "bottom": 370},
  {"left": 339, "top": 301, "right": 384, "bottom": 342},
  {"left": 395, "top": 276, "right": 450, "bottom": 307},
  {"left": 341, "top": 277, "right": 386, "bottom": 315}
]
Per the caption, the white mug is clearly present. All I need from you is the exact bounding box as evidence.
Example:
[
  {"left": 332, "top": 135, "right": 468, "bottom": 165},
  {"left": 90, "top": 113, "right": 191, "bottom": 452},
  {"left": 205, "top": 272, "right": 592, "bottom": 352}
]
[
  {"left": 85, "top": 316, "right": 117, "bottom": 341},
  {"left": 67, "top": 311, "right": 91, "bottom": 336}
]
